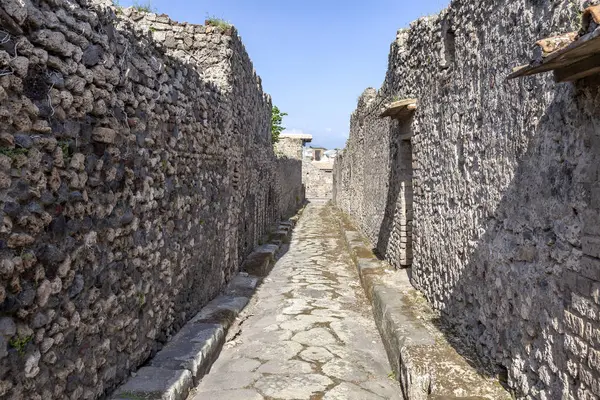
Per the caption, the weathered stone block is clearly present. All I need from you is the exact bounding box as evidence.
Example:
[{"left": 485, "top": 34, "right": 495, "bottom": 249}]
[
  {"left": 111, "top": 367, "right": 192, "bottom": 400},
  {"left": 150, "top": 323, "right": 224, "bottom": 381},
  {"left": 565, "top": 310, "right": 585, "bottom": 336},
  {"left": 581, "top": 256, "right": 600, "bottom": 282},
  {"left": 91, "top": 127, "right": 116, "bottom": 144}
]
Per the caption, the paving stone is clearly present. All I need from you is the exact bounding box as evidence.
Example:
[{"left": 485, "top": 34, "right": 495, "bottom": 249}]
[
  {"left": 253, "top": 374, "right": 334, "bottom": 399},
  {"left": 323, "top": 382, "right": 385, "bottom": 399},
  {"left": 291, "top": 327, "right": 338, "bottom": 346},
  {"left": 194, "top": 372, "right": 260, "bottom": 392},
  {"left": 211, "top": 357, "right": 262, "bottom": 373},
  {"left": 294, "top": 287, "right": 333, "bottom": 299},
  {"left": 310, "top": 305, "right": 347, "bottom": 316},
  {"left": 235, "top": 340, "right": 303, "bottom": 361},
  {"left": 242, "top": 326, "right": 292, "bottom": 342},
  {"left": 257, "top": 359, "right": 314, "bottom": 374},
  {"left": 299, "top": 346, "right": 335, "bottom": 363},
  {"left": 279, "top": 314, "right": 338, "bottom": 332},
  {"left": 322, "top": 358, "right": 370, "bottom": 382},
  {"left": 282, "top": 298, "right": 314, "bottom": 315}
]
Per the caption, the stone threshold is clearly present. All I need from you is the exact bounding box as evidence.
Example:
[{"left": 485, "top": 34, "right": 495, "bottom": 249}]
[
  {"left": 334, "top": 208, "right": 512, "bottom": 400},
  {"left": 110, "top": 208, "right": 305, "bottom": 400}
]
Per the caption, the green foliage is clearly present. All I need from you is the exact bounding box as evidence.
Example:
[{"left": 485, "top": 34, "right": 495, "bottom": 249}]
[
  {"left": 9, "top": 335, "right": 32, "bottom": 356},
  {"left": 136, "top": 292, "right": 145, "bottom": 308},
  {"left": 132, "top": 1, "right": 155, "bottom": 13},
  {"left": 58, "top": 140, "right": 70, "bottom": 163},
  {"left": 569, "top": 0, "right": 584, "bottom": 28},
  {"left": 0, "top": 147, "right": 28, "bottom": 158},
  {"left": 271, "top": 105, "right": 288, "bottom": 144},
  {"left": 205, "top": 15, "right": 232, "bottom": 31}
]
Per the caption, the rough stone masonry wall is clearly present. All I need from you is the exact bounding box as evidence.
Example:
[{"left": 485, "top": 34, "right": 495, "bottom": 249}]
[
  {"left": 275, "top": 136, "right": 304, "bottom": 160},
  {"left": 276, "top": 157, "right": 304, "bottom": 219},
  {"left": 303, "top": 161, "right": 332, "bottom": 199},
  {"left": 334, "top": 0, "right": 600, "bottom": 398},
  {"left": 0, "top": 1, "right": 302, "bottom": 399}
]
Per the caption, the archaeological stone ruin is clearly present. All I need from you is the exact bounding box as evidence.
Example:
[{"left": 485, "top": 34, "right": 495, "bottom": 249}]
[
  {"left": 334, "top": 0, "right": 600, "bottom": 399},
  {"left": 0, "top": 0, "right": 303, "bottom": 398},
  {"left": 276, "top": 133, "right": 334, "bottom": 200},
  {"left": 2, "top": 0, "right": 600, "bottom": 399}
]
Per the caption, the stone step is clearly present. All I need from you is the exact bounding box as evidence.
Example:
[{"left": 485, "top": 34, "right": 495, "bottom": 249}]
[
  {"left": 337, "top": 212, "right": 511, "bottom": 400},
  {"left": 111, "top": 367, "right": 192, "bottom": 400},
  {"left": 242, "top": 250, "right": 275, "bottom": 277}
]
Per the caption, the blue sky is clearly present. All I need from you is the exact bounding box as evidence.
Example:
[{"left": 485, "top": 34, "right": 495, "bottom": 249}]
[{"left": 119, "top": 0, "right": 449, "bottom": 149}]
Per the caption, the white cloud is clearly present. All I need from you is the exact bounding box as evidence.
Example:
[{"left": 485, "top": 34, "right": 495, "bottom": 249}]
[
  {"left": 325, "top": 128, "right": 332, "bottom": 133},
  {"left": 283, "top": 128, "right": 309, "bottom": 135}
]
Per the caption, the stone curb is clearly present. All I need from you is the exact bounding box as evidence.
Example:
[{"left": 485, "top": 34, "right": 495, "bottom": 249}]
[
  {"left": 110, "top": 217, "right": 300, "bottom": 400},
  {"left": 336, "top": 211, "right": 512, "bottom": 400}
]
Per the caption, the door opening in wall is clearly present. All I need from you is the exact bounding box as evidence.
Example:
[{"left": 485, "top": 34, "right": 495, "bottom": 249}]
[
  {"left": 375, "top": 119, "right": 414, "bottom": 269},
  {"left": 399, "top": 137, "right": 413, "bottom": 267}
]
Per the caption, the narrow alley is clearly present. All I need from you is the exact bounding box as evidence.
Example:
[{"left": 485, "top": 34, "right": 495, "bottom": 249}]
[{"left": 188, "top": 201, "right": 402, "bottom": 399}]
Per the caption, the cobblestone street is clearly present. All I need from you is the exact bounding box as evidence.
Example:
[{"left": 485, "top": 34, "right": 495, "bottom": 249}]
[{"left": 189, "top": 201, "right": 401, "bottom": 399}]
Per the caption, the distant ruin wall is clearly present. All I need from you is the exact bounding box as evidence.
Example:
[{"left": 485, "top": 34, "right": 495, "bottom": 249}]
[
  {"left": 333, "top": 1, "right": 600, "bottom": 398},
  {"left": 0, "top": 1, "right": 301, "bottom": 399},
  {"left": 303, "top": 161, "right": 332, "bottom": 199},
  {"left": 277, "top": 157, "right": 304, "bottom": 219},
  {"left": 275, "top": 137, "right": 305, "bottom": 160}
]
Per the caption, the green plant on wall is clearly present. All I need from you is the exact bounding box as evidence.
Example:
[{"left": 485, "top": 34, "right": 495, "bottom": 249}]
[
  {"left": 205, "top": 15, "right": 232, "bottom": 31},
  {"left": 132, "top": 0, "right": 155, "bottom": 13},
  {"left": 0, "top": 147, "right": 28, "bottom": 158},
  {"left": 569, "top": 0, "right": 582, "bottom": 27},
  {"left": 58, "top": 140, "right": 70, "bottom": 163},
  {"left": 9, "top": 335, "right": 32, "bottom": 356},
  {"left": 271, "top": 105, "right": 288, "bottom": 144},
  {"left": 136, "top": 292, "right": 146, "bottom": 308}
]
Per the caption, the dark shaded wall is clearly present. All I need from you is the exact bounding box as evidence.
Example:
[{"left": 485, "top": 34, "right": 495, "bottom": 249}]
[
  {"left": 0, "top": 1, "right": 302, "bottom": 399},
  {"left": 333, "top": 1, "right": 600, "bottom": 398}
]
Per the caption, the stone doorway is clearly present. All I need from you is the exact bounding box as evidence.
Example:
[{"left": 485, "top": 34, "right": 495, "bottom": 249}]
[
  {"left": 397, "top": 137, "right": 413, "bottom": 267},
  {"left": 376, "top": 120, "right": 414, "bottom": 270}
]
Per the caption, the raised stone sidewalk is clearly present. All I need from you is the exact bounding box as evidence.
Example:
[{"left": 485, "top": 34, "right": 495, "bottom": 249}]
[{"left": 335, "top": 208, "right": 512, "bottom": 399}]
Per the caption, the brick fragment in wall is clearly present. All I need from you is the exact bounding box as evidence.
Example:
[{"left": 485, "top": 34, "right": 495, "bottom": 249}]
[
  {"left": 0, "top": 2, "right": 303, "bottom": 399},
  {"left": 332, "top": 0, "right": 600, "bottom": 397}
]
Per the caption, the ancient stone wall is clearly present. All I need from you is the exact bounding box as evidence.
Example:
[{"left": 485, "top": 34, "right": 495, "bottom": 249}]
[
  {"left": 333, "top": 1, "right": 600, "bottom": 398},
  {"left": 277, "top": 157, "right": 304, "bottom": 219},
  {"left": 0, "top": 1, "right": 301, "bottom": 399},
  {"left": 303, "top": 161, "right": 333, "bottom": 199},
  {"left": 275, "top": 136, "right": 305, "bottom": 160}
]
